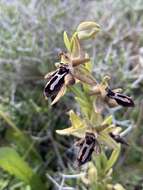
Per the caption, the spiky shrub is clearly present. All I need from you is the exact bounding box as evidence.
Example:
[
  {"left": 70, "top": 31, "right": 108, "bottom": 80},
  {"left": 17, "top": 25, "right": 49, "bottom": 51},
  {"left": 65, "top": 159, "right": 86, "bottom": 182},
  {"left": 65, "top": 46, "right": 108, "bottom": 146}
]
[{"left": 44, "top": 21, "right": 134, "bottom": 190}]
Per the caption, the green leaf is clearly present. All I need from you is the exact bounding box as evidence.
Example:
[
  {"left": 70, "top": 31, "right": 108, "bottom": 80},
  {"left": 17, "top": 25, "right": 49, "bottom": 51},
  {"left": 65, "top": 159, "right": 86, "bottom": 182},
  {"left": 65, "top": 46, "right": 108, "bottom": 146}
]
[
  {"left": 70, "top": 85, "right": 95, "bottom": 119},
  {"left": 56, "top": 125, "right": 86, "bottom": 138},
  {"left": 0, "top": 110, "right": 41, "bottom": 163},
  {"left": 102, "top": 115, "right": 113, "bottom": 126},
  {"left": 88, "top": 162, "right": 98, "bottom": 183},
  {"left": 75, "top": 97, "right": 92, "bottom": 119},
  {"left": 93, "top": 152, "right": 108, "bottom": 172},
  {"left": 98, "top": 131, "right": 119, "bottom": 149},
  {"left": 69, "top": 110, "right": 83, "bottom": 128},
  {"left": 63, "top": 31, "right": 71, "bottom": 52},
  {"left": 70, "top": 32, "right": 80, "bottom": 56},
  {"left": 102, "top": 126, "right": 122, "bottom": 134},
  {"left": 0, "top": 147, "right": 46, "bottom": 190},
  {"left": 84, "top": 54, "right": 92, "bottom": 73},
  {"left": 6, "top": 128, "right": 42, "bottom": 163},
  {"left": 56, "top": 110, "right": 87, "bottom": 137},
  {"left": 0, "top": 110, "right": 21, "bottom": 133},
  {"left": 70, "top": 85, "right": 83, "bottom": 98},
  {"left": 105, "top": 146, "right": 121, "bottom": 172}
]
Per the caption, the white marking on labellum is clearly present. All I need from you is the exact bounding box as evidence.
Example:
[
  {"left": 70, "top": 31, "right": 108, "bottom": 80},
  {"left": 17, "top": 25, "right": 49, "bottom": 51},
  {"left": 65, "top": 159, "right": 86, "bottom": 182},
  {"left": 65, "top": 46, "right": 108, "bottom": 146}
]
[
  {"left": 50, "top": 73, "right": 66, "bottom": 91},
  {"left": 82, "top": 144, "right": 93, "bottom": 162}
]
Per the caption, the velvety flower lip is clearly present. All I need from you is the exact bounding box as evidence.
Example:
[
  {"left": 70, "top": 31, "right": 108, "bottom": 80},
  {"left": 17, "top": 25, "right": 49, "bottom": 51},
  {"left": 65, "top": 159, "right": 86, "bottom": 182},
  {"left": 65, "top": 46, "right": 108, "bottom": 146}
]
[
  {"left": 44, "top": 64, "right": 69, "bottom": 98},
  {"left": 44, "top": 51, "right": 95, "bottom": 105},
  {"left": 75, "top": 132, "right": 100, "bottom": 166},
  {"left": 109, "top": 132, "right": 128, "bottom": 145},
  {"left": 106, "top": 88, "right": 135, "bottom": 107}
]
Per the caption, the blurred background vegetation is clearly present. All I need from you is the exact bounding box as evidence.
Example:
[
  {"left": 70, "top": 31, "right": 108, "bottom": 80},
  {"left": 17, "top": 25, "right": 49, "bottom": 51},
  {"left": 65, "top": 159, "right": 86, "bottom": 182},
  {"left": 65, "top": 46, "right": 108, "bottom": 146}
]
[{"left": 0, "top": 0, "right": 143, "bottom": 189}]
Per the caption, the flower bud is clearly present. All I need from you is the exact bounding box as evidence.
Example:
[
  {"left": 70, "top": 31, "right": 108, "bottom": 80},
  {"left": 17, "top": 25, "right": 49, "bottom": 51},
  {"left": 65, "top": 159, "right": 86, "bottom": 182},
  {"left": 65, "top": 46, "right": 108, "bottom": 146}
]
[{"left": 77, "top": 21, "right": 100, "bottom": 40}]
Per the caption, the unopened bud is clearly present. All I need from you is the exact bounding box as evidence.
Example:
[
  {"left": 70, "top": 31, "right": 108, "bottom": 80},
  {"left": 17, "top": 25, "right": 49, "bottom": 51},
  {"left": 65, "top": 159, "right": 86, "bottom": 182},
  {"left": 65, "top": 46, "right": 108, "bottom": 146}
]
[{"left": 77, "top": 21, "right": 100, "bottom": 40}]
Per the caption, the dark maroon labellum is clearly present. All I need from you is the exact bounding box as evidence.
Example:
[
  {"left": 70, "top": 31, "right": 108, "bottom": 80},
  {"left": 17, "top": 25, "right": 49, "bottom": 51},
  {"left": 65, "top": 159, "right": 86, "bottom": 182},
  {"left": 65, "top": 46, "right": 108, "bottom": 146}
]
[
  {"left": 44, "top": 64, "right": 69, "bottom": 98},
  {"left": 106, "top": 88, "right": 134, "bottom": 107},
  {"left": 75, "top": 132, "right": 100, "bottom": 166},
  {"left": 109, "top": 132, "right": 128, "bottom": 145}
]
